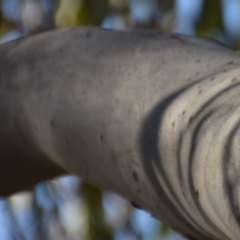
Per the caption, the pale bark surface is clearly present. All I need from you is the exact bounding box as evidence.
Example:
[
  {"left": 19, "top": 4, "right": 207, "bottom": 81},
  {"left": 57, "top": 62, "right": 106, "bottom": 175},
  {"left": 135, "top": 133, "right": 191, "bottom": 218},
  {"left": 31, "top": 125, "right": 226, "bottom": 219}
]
[{"left": 1, "top": 27, "right": 240, "bottom": 239}]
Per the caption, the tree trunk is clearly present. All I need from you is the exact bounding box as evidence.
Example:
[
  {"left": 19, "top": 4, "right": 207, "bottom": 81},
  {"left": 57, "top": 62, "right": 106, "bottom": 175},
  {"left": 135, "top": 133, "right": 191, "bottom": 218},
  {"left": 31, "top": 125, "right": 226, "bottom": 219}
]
[{"left": 0, "top": 27, "right": 240, "bottom": 240}]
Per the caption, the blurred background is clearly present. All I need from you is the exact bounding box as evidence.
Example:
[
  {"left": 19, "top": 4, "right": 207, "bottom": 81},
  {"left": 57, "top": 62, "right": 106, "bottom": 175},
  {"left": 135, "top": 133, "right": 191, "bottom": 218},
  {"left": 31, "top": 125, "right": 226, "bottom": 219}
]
[{"left": 0, "top": 0, "right": 240, "bottom": 239}]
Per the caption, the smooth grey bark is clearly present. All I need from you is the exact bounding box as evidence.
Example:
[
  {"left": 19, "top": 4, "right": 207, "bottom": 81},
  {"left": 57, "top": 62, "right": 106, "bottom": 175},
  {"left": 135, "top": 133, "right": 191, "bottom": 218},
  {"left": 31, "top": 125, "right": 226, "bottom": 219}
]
[{"left": 1, "top": 27, "right": 240, "bottom": 240}]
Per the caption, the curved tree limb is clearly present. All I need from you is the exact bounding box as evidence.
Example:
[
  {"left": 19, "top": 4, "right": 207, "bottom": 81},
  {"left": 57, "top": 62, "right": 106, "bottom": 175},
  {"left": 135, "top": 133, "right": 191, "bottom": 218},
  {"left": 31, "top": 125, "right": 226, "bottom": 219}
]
[{"left": 1, "top": 27, "right": 240, "bottom": 240}]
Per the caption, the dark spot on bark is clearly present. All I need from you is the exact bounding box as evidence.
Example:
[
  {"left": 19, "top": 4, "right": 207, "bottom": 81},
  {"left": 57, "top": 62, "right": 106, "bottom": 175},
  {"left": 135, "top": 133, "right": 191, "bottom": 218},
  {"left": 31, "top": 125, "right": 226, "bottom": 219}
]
[
  {"left": 50, "top": 120, "right": 55, "bottom": 126},
  {"left": 223, "top": 69, "right": 227, "bottom": 72},
  {"left": 231, "top": 77, "right": 238, "bottom": 83},
  {"left": 131, "top": 201, "right": 142, "bottom": 209},
  {"left": 186, "top": 236, "right": 197, "bottom": 240},
  {"left": 172, "top": 122, "right": 175, "bottom": 127},
  {"left": 137, "top": 189, "right": 141, "bottom": 193},
  {"left": 228, "top": 61, "right": 234, "bottom": 65},
  {"left": 86, "top": 31, "right": 91, "bottom": 38},
  {"left": 170, "top": 33, "right": 179, "bottom": 40},
  {"left": 182, "top": 111, "right": 186, "bottom": 115},
  {"left": 195, "top": 190, "right": 199, "bottom": 199},
  {"left": 132, "top": 171, "right": 139, "bottom": 182},
  {"left": 236, "top": 205, "right": 239, "bottom": 211},
  {"left": 14, "top": 36, "right": 26, "bottom": 45},
  {"left": 60, "top": 48, "right": 64, "bottom": 53},
  {"left": 196, "top": 72, "right": 199, "bottom": 75},
  {"left": 82, "top": 90, "right": 86, "bottom": 95},
  {"left": 198, "top": 90, "right": 202, "bottom": 94},
  {"left": 211, "top": 77, "right": 215, "bottom": 81},
  {"left": 100, "top": 135, "right": 103, "bottom": 141},
  {"left": 189, "top": 116, "right": 193, "bottom": 124}
]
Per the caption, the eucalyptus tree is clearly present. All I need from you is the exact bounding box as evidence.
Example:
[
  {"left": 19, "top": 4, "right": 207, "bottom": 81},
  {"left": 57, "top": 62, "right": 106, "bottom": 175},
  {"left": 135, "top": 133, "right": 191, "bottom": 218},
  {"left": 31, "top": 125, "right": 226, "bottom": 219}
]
[{"left": 0, "top": 27, "right": 239, "bottom": 240}]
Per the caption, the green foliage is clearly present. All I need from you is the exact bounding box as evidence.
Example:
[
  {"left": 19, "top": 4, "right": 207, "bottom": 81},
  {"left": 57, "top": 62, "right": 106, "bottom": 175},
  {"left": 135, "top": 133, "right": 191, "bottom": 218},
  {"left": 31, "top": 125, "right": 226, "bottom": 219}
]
[
  {"left": 157, "top": 0, "right": 175, "bottom": 10},
  {"left": 196, "top": 0, "right": 224, "bottom": 38},
  {"left": 80, "top": 182, "right": 113, "bottom": 240},
  {"left": 160, "top": 222, "right": 171, "bottom": 236},
  {"left": 77, "top": 0, "right": 110, "bottom": 26},
  {"left": 0, "top": 4, "right": 15, "bottom": 37}
]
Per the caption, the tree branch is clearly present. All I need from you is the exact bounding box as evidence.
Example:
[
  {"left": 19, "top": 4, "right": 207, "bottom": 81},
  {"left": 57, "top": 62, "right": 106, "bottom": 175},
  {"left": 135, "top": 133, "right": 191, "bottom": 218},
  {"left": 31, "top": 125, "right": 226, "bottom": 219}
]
[{"left": 0, "top": 27, "right": 239, "bottom": 239}]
